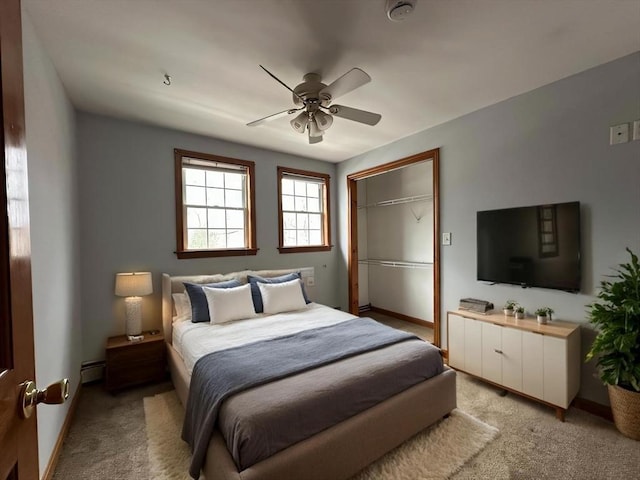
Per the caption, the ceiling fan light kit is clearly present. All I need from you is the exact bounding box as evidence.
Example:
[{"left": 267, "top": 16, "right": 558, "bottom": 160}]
[
  {"left": 308, "top": 119, "right": 323, "bottom": 138},
  {"left": 247, "top": 65, "right": 382, "bottom": 145},
  {"left": 314, "top": 110, "right": 333, "bottom": 130},
  {"left": 290, "top": 111, "right": 309, "bottom": 133}
]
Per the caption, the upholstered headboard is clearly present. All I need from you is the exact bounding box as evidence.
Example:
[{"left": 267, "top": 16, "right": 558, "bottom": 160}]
[{"left": 161, "top": 267, "right": 315, "bottom": 344}]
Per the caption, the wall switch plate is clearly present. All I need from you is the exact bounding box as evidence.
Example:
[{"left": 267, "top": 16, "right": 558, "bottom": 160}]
[
  {"left": 306, "top": 276, "right": 315, "bottom": 287},
  {"left": 442, "top": 232, "right": 452, "bottom": 246},
  {"left": 633, "top": 120, "right": 640, "bottom": 141},
  {"left": 610, "top": 123, "right": 629, "bottom": 145}
]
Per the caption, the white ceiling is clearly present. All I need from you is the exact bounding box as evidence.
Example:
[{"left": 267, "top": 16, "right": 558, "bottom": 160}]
[{"left": 24, "top": 0, "right": 640, "bottom": 163}]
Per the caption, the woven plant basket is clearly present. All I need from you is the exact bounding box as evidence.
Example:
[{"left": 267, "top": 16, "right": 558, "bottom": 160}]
[{"left": 608, "top": 384, "right": 640, "bottom": 440}]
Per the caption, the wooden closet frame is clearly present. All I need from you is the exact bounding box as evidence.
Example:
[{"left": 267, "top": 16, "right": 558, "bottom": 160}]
[{"left": 347, "top": 148, "right": 441, "bottom": 347}]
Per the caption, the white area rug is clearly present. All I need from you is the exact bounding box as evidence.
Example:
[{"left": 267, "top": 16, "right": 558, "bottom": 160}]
[
  {"left": 144, "top": 391, "right": 498, "bottom": 480},
  {"left": 144, "top": 391, "right": 194, "bottom": 480}
]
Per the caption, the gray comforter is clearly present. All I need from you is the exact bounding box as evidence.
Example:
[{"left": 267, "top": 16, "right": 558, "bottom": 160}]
[
  {"left": 220, "top": 337, "right": 444, "bottom": 470},
  {"left": 182, "top": 318, "right": 427, "bottom": 478}
]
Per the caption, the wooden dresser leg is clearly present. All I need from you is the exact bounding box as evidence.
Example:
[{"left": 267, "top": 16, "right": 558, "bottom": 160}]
[{"left": 555, "top": 407, "right": 566, "bottom": 422}]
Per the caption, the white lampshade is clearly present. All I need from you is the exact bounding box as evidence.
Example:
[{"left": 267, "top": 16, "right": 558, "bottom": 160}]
[
  {"left": 314, "top": 110, "right": 333, "bottom": 131},
  {"left": 308, "top": 117, "right": 323, "bottom": 138},
  {"left": 290, "top": 111, "right": 309, "bottom": 134},
  {"left": 115, "top": 272, "right": 153, "bottom": 297}
]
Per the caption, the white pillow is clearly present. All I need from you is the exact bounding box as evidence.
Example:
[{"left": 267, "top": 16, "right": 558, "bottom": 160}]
[
  {"left": 172, "top": 293, "right": 192, "bottom": 320},
  {"left": 258, "top": 279, "right": 307, "bottom": 315},
  {"left": 203, "top": 283, "right": 256, "bottom": 324}
]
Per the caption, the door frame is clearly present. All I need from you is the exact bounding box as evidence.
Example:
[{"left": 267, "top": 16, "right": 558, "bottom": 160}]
[
  {"left": 0, "top": 0, "right": 39, "bottom": 478},
  {"left": 347, "top": 148, "right": 441, "bottom": 347}
]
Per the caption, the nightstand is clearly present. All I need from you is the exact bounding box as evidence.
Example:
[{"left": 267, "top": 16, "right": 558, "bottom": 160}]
[{"left": 105, "top": 331, "right": 166, "bottom": 392}]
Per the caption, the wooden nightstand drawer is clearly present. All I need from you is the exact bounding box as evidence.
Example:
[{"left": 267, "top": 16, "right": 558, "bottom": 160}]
[
  {"left": 105, "top": 332, "right": 166, "bottom": 392},
  {"left": 108, "top": 341, "right": 164, "bottom": 364},
  {"left": 107, "top": 362, "right": 165, "bottom": 390}
]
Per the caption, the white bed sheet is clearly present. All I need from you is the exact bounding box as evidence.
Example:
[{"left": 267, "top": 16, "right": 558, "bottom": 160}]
[{"left": 173, "top": 303, "right": 356, "bottom": 374}]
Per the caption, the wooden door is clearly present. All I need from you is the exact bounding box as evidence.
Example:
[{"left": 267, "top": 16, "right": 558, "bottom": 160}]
[{"left": 0, "top": 0, "right": 39, "bottom": 478}]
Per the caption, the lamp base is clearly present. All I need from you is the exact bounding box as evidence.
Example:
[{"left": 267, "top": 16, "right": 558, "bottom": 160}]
[{"left": 124, "top": 296, "right": 143, "bottom": 336}]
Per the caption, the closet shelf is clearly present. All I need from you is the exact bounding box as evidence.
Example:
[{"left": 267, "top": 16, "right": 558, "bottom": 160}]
[
  {"left": 358, "top": 259, "right": 433, "bottom": 269},
  {"left": 357, "top": 194, "right": 432, "bottom": 209}
]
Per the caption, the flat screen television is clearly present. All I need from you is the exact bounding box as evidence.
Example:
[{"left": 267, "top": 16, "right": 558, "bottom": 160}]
[{"left": 477, "top": 201, "right": 581, "bottom": 292}]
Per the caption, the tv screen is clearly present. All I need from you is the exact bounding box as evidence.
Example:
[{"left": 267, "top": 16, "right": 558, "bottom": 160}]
[{"left": 477, "top": 201, "right": 581, "bottom": 292}]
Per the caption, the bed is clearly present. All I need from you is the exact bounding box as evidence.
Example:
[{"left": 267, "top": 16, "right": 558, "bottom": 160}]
[{"left": 162, "top": 269, "right": 456, "bottom": 480}]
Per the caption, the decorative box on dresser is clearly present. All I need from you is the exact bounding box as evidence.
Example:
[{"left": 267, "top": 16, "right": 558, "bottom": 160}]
[
  {"left": 105, "top": 332, "right": 166, "bottom": 392},
  {"left": 447, "top": 310, "right": 581, "bottom": 421}
]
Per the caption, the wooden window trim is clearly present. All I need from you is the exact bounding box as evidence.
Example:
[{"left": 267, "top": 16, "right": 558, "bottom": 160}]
[
  {"left": 277, "top": 166, "right": 332, "bottom": 253},
  {"left": 174, "top": 149, "right": 257, "bottom": 259},
  {"left": 175, "top": 248, "right": 259, "bottom": 260}
]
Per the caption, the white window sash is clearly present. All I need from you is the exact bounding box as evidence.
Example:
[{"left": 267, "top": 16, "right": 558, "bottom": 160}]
[
  {"left": 280, "top": 174, "right": 327, "bottom": 247},
  {"left": 182, "top": 160, "right": 250, "bottom": 250}
]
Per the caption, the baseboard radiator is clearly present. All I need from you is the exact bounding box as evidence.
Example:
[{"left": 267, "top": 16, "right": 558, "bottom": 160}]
[
  {"left": 359, "top": 303, "right": 372, "bottom": 313},
  {"left": 80, "top": 360, "right": 105, "bottom": 384}
]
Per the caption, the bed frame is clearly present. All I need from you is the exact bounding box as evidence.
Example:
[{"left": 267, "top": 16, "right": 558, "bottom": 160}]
[{"left": 162, "top": 270, "right": 457, "bottom": 480}]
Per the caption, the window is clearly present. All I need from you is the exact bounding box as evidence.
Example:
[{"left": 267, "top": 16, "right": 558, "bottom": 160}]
[
  {"left": 277, "top": 166, "right": 331, "bottom": 253},
  {"left": 174, "top": 149, "right": 257, "bottom": 259}
]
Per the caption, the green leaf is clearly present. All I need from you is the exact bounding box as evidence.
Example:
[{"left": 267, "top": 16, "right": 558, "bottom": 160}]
[{"left": 586, "top": 248, "right": 640, "bottom": 387}]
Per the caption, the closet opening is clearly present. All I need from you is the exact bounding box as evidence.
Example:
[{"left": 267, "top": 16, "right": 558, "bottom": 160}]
[{"left": 347, "top": 148, "right": 441, "bottom": 347}]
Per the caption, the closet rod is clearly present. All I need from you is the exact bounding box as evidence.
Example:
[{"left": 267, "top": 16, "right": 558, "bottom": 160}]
[
  {"left": 358, "top": 259, "right": 433, "bottom": 269},
  {"left": 357, "top": 194, "right": 432, "bottom": 209}
]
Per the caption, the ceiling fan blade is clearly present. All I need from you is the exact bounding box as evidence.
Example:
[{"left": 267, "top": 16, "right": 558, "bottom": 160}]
[
  {"left": 247, "top": 108, "right": 300, "bottom": 127},
  {"left": 328, "top": 105, "right": 381, "bottom": 126},
  {"left": 259, "top": 65, "right": 305, "bottom": 103},
  {"left": 319, "top": 68, "right": 371, "bottom": 102}
]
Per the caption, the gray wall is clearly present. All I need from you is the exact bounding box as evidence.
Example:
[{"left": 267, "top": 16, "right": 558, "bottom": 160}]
[
  {"left": 76, "top": 113, "right": 338, "bottom": 362},
  {"left": 337, "top": 52, "right": 640, "bottom": 405},
  {"left": 22, "top": 11, "right": 82, "bottom": 476}
]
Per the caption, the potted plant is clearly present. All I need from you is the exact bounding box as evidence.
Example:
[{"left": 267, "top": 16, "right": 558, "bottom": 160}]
[
  {"left": 503, "top": 300, "right": 517, "bottom": 316},
  {"left": 586, "top": 248, "right": 640, "bottom": 440},
  {"left": 514, "top": 305, "right": 525, "bottom": 320},
  {"left": 535, "top": 307, "right": 554, "bottom": 324},
  {"left": 546, "top": 307, "right": 554, "bottom": 321}
]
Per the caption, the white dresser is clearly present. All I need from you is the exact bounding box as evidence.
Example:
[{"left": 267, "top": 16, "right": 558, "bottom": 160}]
[{"left": 447, "top": 310, "right": 581, "bottom": 421}]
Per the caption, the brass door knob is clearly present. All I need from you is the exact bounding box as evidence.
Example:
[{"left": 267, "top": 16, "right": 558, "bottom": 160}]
[{"left": 19, "top": 378, "right": 69, "bottom": 419}]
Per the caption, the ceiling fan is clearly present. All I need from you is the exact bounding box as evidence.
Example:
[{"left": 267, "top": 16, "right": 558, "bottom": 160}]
[{"left": 247, "top": 65, "right": 382, "bottom": 144}]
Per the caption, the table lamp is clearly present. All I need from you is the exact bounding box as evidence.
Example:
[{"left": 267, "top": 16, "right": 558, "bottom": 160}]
[{"left": 115, "top": 272, "right": 153, "bottom": 339}]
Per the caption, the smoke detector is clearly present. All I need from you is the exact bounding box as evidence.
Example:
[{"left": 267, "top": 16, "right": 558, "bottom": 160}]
[{"left": 385, "top": 0, "right": 416, "bottom": 21}]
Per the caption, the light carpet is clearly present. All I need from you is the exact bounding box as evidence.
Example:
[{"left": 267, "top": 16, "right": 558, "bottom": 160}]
[{"left": 144, "top": 391, "right": 498, "bottom": 480}]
